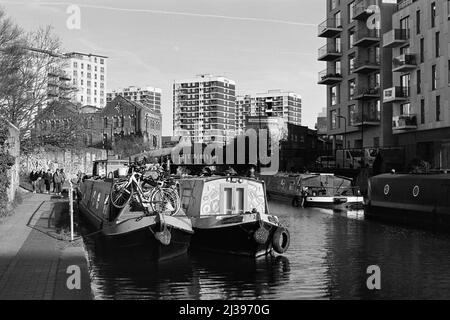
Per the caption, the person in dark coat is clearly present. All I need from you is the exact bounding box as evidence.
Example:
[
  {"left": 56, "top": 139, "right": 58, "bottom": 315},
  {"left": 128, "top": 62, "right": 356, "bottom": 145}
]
[
  {"left": 53, "top": 169, "right": 63, "bottom": 196},
  {"left": 36, "top": 169, "right": 44, "bottom": 193},
  {"left": 29, "top": 170, "right": 38, "bottom": 193},
  {"left": 44, "top": 169, "right": 52, "bottom": 194}
]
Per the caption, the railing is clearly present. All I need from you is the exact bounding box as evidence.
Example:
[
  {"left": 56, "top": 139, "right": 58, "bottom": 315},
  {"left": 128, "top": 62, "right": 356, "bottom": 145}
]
[
  {"left": 354, "top": 111, "right": 381, "bottom": 124},
  {"left": 355, "top": 28, "right": 380, "bottom": 42},
  {"left": 318, "top": 69, "right": 342, "bottom": 82},
  {"left": 318, "top": 18, "right": 342, "bottom": 35},
  {"left": 383, "top": 28, "right": 410, "bottom": 46},
  {"left": 355, "top": 86, "right": 381, "bottom": 97},
  {"left": 318, "top": 43, "right": 341, "bottom": 58},
  {"left": 397, "top": 0, "right": 417, "bottom": 11},
  {"left": 393, "top": 53, "right": 417, "bottom": 68},
  {"left": 353, "top": 0, "right": 378, "bottom": 18},
  {"left": 393, "top": 114, "right": 417, "bottom": 129},
  {"left": 354, "top": 58, "right": 380, "bottom": 69}
]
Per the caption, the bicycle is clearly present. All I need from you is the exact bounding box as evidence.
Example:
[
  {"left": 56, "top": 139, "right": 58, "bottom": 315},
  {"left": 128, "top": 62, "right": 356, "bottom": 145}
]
[{"left": 109, "top": 164, "right": 181, "bottom": 216}]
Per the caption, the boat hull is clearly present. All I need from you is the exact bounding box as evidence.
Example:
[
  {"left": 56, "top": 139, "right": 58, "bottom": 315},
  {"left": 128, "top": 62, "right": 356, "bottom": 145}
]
[
  {"left": 304, "top": 196, "right": 364, "bottom": 210},
  {"left": 190, "top": 219, "right": 278, "bottom": 257}
]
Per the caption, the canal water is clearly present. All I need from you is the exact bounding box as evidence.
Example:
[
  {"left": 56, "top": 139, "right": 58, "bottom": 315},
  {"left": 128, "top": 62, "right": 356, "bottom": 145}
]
[{"left": 80, "top": 201, "right": 450, "bottom": 300}]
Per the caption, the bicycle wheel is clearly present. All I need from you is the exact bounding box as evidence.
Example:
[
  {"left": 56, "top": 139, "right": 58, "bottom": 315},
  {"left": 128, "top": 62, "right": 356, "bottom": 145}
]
[
  {"left": 110, "top": 180, "right": 133, "bottom": 209},
  {"left": 150, "top": 188, "right": 181, "bottom": 216}
]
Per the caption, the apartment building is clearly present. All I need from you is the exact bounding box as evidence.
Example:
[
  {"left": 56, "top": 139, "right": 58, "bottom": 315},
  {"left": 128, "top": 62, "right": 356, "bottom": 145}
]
[
  {"left": 236, "top": 90, "right": 302, "bottom": 133},
  {"left": 65, "top": 52, "right": 108, "bottom": 108},
  {"left": 107, "top": 86, "right": 161, "bottom": 113},
  {"left": 173, "top": 74, "right": 237, "bottom": 144},
  {"left": 383, "top": 0, "right": 450, "bottom": 168},
  {"left": 318, "top": 0, "right": 397, "bottom": 150},
  {"left": 47, "top": 67, "right": 73, "bottom": 103}
]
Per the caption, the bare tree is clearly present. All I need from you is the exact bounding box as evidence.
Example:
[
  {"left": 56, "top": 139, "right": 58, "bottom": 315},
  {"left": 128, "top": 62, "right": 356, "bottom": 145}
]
[{"left": 0, "top": 10, "right": 72, "bottom": 139}]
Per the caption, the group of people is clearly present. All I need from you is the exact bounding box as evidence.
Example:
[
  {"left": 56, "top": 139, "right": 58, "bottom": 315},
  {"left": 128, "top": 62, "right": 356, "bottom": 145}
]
[{"left": 29, "top": 168, "right": 66, "bottom": 195}]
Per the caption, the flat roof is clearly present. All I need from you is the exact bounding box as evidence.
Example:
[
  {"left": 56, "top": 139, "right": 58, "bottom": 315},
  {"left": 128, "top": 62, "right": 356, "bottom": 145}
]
[{"left": 65, "top": 52, "right": 108, "bottom": 59}]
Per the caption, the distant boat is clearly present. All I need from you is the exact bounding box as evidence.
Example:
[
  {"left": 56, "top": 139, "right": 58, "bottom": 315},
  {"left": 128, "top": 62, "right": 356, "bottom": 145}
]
[
  {"left": 261, "top": 173, "right": 363, "bottom": 209},
  {"left": 366, "top": 172, "right": 450, "bottom": 231},
  {"left": 178, "top": 175, "right": 290, "bottom": 257},
  {"left": 77, "top": 159, "right": 193, "bottom": 261}
]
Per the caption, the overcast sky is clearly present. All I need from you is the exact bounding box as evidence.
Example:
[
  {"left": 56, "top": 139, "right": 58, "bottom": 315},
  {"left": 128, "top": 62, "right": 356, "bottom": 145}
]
[{"left": 1, "top": 0, "right": 326, "bottom": 135}]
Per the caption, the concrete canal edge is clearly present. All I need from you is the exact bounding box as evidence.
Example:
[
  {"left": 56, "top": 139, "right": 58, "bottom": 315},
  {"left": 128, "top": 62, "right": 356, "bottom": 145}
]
[{"left": 0, "top": 192, "right": 92, "bottom": 300}]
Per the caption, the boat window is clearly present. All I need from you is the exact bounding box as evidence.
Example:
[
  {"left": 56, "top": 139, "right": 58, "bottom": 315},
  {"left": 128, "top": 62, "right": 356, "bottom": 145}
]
[
  {"left": 91, "top": 190, "right": 97, "bottom": 207},
  {"left": 224, "top": 187, "right": 233, "bottom": 215},
  {"left": 236, "top": 187, "right": 245, "bottom": 214},
  {"left": 181, "top": 188, "right": 192, "bottom": 210},
  {"left": 96, "top": 193, "right": 101, "bottom": 210}
]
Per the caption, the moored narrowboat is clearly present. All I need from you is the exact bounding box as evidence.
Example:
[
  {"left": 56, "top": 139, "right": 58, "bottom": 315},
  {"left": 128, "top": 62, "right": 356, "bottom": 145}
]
[
  {"left": 178, "top": 175, "right": 290, "bottom": 257},
  {"left": 261, "top": 173, "right": 363, "bottom": 209},
  {"left": 77, "top": 160, "right": 194, "bottom": 261},
  {"left": 366, "top": 173, "right": 450, "bottom": 230}
]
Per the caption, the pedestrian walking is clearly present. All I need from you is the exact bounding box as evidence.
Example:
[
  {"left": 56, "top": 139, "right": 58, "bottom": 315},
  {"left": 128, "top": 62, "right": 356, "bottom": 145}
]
[
  {"left": 53, "top": 169, "right": 63, "bottom": 196},
  {"left": 36, "top": 169, "right": 44, "bottom": 193},
  {"left": 44, "top": 169, "right": 52, "bottom": 194},
  {"left": 29, "top": 169, "right": 38, "bottom": 193}
]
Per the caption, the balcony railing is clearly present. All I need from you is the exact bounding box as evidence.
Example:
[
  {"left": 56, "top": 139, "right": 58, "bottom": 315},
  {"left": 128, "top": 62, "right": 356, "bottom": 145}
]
[
  {"left": 318, "top": 43, "right": 342, "bottom": 61},
  {"left": 318, "top": 18, "right": 343, "bottom": 38},
  {"left": 383, "top": 29, "right": 410, "bottom": 48},
  {"left": 353, "top": 111, "right": 381, "bottom": 126},
  {"left": 354, "top": 86, "right": 381, "bottom": 100},
  {"left": 353, "top": 0, "right": 378, "bottom": 21},
  {"left": 353, "top": 58, "right": 381, "bottom": 74},
  {"left": 393, "top": 114, "right": 418, "bottom": 130},
  {"left": 383, "top": 86, "right": 410, "bottom": 103},
  {"left": 392, "top": 53, "right": 417, "bottom": 72},
  {"left": 318, "top": 69, "right": 343, "bottom": 85},
  {"left": 354, "top": 29, "right": 381, "bottom": 47},
  {"left": 397, "top": 0, "right": 418, "bottom": 11}
]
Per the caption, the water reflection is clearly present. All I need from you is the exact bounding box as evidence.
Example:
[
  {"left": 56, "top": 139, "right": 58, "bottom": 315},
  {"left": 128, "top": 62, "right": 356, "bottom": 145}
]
[
  {"left": 83, "top": 230, "right": 291, "bottom": 300},
  {"left": 81, "top": 201, "right": 450, "bottom": 300}
]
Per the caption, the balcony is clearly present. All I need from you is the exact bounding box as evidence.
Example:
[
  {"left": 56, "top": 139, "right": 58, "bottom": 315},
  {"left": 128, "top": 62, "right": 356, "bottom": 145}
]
[
  {"left": 318, "top": 69, "right": 343, "bottom": 85},
  {"left": 393, "top": 114, "right": 418, "bottom": 131},
  {"left": 353, "top": 0, "right": 378, "bottom": 21},
  {"left": 353, "top": 86, "right": 381, "bottom": 100},
  {"left": 353, "top": 111, "right": 381, "bottom": 126},
  {"left": 383, "top": 29, "right": 410, "bottom": 48},
  {"left": 383, "top": 86, "right": 410, "bottom": 103},
  {"left": 397, "top": 0, "right": 418, "bottom": 11},
  {"left": 318, "top": 44, "right": 342, "bottom": 61},
  {"left": 353, "top": 58, "right": 381, "bottom": 74},
  {"left": 353, "top": 29, "right": 380, "bottom": 47},
  {"left": 318, "top": 18, "right": 343, "bottom": 38},
  {"left": 392, "top": 54, "right": 417, "bottom": 73}
]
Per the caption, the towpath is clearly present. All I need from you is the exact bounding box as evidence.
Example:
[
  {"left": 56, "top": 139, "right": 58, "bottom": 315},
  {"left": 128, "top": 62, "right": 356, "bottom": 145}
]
[{"left": 0, "top": 191, "right": 91, "bottom": 300}]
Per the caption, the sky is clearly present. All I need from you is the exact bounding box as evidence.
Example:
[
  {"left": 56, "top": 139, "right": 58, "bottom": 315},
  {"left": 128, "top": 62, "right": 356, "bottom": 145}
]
[{"left": 0, "top": 0, "right": 326, "bottom": 136}]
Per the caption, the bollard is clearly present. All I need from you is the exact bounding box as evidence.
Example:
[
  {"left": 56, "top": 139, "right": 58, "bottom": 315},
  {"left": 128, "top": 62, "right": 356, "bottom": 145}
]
[{"left": 69, "top": 181, "right": 74, "bottom": 242}]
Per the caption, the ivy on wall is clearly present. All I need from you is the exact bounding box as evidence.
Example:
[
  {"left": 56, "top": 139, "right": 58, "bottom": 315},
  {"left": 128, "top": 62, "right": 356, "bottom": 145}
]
[{"left": 0, "top": 118, "right": 16, "bottom": 217}]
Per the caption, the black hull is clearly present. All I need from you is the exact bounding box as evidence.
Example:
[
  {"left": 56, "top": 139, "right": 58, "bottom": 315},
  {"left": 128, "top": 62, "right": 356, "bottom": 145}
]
[
  {"left": 190, "top": 222, "right": 277, "bottom": 257},
  {"left": 104, "top": 224, "right": 192, "bottom": 261},
  {"left": 365, "top": 204, "right": 450, "bottom": 232},
  {"left": 304, "top": 201, "right": 364, "bottom": 210}
]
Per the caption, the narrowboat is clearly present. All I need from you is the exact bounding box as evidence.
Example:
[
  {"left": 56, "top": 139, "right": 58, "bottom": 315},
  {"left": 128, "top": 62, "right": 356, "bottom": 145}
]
[
  {"left": 77, "top": 160, "right": 194, "bottom": 261},
  {"left": 366, "top": 172, "right": 450, "bottom": 230},
  {"left": 178, "top": 175, "right": 290, "bottom": 257},
  {"left": 261, "top": 173, "right": 363, "bottom": 209}
]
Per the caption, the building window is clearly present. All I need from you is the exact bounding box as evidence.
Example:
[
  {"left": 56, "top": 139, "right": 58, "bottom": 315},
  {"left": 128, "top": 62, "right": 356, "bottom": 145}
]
[
  {"left": 432, "top": 65, "right": 437, "bottom": 90},
  {"left": 348, "top": 1, "right": 354, "bottom": 22},
  {"left": 331, "top": 85, "right": 338, "bottom": 105},
  {"left": 417, "top": 69, "right": 421, "bottom": 94},
  {"left": 348, "top": 28, "right": 355, "bottom": 49},
  {"left": 330, "top": 110, "right": 337, "bottom": 130},
  {"left": 421, "top": 99, "right": 425, "bottom": 124},
  {"left": 104, "top": 117, "right": 108, "bottom": 128},
  {"left": 436, "top": 96, "right": 441, "bottom": 121},
  {"left": 349, "top": 104, "right": 356, "bottom": 126},
  {"left": 349, "top": 79, "right": 356, "bottom": 100},
  {"left": 330, "top": 0, "right": 338, "bottom": 11},
  {"left": 416, "top": 10, "right": 421, "bottom": 34},
  {"left": 420, "top": 38, "right": 424, "bottom": 63},
  {"left": 431, "top": 2, "right": 436, "bottom": 28},
  {"left": 436, "top": 31, "right": 440, "bottom": 57},
  {"left": 349, "top": 53, "right": 355, "bottom": 73}
]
